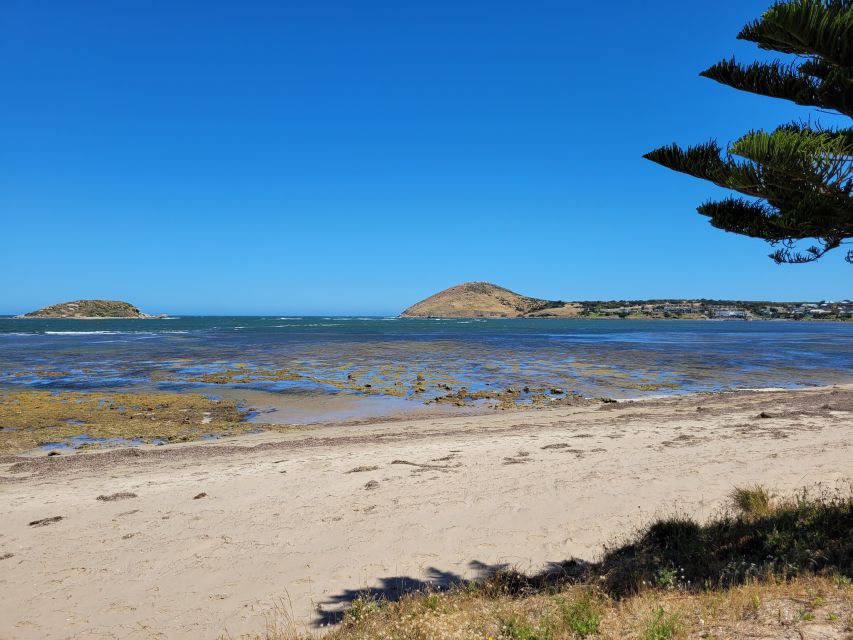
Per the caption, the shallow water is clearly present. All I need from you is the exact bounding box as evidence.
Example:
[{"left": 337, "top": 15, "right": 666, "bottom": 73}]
[{"left": 1, "top": 316, "right": 851, "bottom": 422}]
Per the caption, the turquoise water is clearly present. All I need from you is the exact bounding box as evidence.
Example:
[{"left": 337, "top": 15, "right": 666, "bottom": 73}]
[{"left": 1, "top": 317, "right": 851, "bottom": 413}]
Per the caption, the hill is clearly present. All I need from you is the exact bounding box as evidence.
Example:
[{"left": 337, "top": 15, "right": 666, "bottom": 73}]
[
  {"left": 399, "top": 282, "right": 580, "bottom": 318},
  {"left": 22, "top": 300, "right": 156, "bottom": 319}
]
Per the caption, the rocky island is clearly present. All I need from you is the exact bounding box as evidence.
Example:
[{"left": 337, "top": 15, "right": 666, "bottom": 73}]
[{"left": 20, "top": 300, "right": 158, "bottom": 319}]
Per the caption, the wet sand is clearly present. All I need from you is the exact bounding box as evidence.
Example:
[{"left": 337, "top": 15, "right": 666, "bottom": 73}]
[{"left": 0, "top": 385, "right": 851, "bottom": 639}]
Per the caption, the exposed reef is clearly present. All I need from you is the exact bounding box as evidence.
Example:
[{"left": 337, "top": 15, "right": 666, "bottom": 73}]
[{"left": 0, "top": 390, "right": 255, "bottom": 454}]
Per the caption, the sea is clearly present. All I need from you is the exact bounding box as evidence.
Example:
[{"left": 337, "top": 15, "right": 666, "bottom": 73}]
[{"left": 1, "top": 316, "right": 852, "bottom": 423}]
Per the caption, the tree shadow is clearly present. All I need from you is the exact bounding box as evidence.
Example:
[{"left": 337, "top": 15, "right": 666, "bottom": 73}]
[{"left": 314, "top": 559, "right": 590, "bottom": 625}]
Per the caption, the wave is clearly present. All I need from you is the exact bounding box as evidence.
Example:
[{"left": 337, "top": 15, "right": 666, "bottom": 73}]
[
  {"left": 45, "top": 331, "right": 123, "bottom": 335},
  {"left": 43, "top": 330, "right": 190, "bottom": 336}
]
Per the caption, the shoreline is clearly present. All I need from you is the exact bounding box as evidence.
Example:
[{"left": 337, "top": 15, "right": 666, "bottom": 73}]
[
  {"left": 2, "top": 382, "right": 849, "bottom": 459},
  {"left": 1, "top": 384, "right": 851, "bottom": 638}
]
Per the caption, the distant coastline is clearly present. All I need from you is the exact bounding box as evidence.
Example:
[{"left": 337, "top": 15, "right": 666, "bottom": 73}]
[{"left": 400, "top": 282, "right": 853, "bottom": 321}]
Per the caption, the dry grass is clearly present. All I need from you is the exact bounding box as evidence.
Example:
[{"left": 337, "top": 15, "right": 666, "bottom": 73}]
[{"left": 241, "top": 576, "right": 853, "bottom": 639}]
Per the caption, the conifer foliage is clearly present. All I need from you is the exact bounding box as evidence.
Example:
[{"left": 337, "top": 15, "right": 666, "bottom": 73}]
[{"left": 645, "top": 1, "right": 853, "bottom": 264}]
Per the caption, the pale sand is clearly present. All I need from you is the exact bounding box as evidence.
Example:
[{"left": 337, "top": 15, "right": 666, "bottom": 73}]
[{"left": 0, "top": 386, "right": 851, "bottom": 639}]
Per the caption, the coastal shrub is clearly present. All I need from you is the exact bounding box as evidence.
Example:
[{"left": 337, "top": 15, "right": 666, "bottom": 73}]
[{"left": 598, "top": 488, "right": 853, "bottom": 596}]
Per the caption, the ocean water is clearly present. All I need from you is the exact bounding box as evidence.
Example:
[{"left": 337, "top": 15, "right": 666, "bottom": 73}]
[{"left": 1, "top": 316, "right": 851, "bottom": 421}]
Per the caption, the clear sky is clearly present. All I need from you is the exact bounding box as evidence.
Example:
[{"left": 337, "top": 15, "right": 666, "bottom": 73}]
[{"left": 1, "top": 1, "right": 849, "bottom": 315}]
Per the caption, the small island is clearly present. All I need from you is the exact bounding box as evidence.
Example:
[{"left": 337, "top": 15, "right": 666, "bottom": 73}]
[{"left": 20, "top": 299, "right": 159, "bottom": 319}]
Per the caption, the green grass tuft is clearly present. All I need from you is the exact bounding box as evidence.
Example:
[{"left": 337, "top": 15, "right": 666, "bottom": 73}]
[
  {"left": 729, "top": 484, "right": 772, "bottom": 516},
  {"left": 499, "top": 613, "right": 552, "bottom": 640},
  {"left": 555, "top": 591, "right": 603, "bottom": 637},
  {"left": 641, "top": 607, "right": 680, "bottom": 640}
]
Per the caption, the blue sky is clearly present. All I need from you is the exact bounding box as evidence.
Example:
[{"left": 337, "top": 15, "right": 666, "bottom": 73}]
[{"left": 1, "top": 1, "right": 849, "bottom": 315}]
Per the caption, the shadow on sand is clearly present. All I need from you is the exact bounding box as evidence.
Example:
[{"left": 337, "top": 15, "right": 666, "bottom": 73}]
[
  {"left": 314, "top": 559, "right": 589, "bottom": 625},
  {"left": 315, "top": 488, "right": 853, "bottom": 626}
]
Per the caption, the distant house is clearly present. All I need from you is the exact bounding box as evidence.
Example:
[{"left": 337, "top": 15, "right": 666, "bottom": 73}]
[{"left": 710, "top": 305, "right": 748, "bottom": 319}]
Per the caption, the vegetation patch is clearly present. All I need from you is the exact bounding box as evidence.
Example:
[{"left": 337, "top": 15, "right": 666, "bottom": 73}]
[
  {"left": 0, "top": 390, "right": 254, "bottom": 454},
  {"left": 247, "top": 486, "right": 853, "bottom": 639}
]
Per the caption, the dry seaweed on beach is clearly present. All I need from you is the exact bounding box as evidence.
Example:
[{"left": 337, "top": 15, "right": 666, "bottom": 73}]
[
  {"left": 346, "top": 465, "right": 379, "bottom": 473},
  {"left": 28, "top": 516, "right": 63, "bottom": 527},
  {"left": 96, "top": 492, "right": 137, "bottom": 502}
]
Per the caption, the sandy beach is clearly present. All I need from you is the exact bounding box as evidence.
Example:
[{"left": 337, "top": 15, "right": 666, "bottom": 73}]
[{"left": 1, "top": 385, "right": 851, "bottom": 639}]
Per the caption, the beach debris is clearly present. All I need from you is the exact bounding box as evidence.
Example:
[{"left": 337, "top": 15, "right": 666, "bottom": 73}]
[
  {"left": 0, "top": 552, "right": 14, "bottom": 560},
  {"left": 541, "top": 442, "right": 572, "bottom": 450},
  {"left": 347, "top": 465, "right": 379, "bottom": 473},
  {"left": 550, "top": 388, "right": 564, "bottom": 395},
  {"left": 364, "top": 480, "right": 379, "bottom": 490},
  {"left": 193, "top": 492, "right": 207, "bottom": 500},
  {"left": 29, "top": 516, "right": 63, "bottom": 527},
  {"left": 758, "top": 411, "right": 775, "bottom": 419},
  {"left": 390, "top": 459, "right": 460, "bottom": 471},
  {"left": 96, "top": 492, "right": 137, "bottom": 502},
  {"left": 46, "top": 450, "right": 61, "bottom": 456}
]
